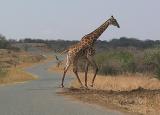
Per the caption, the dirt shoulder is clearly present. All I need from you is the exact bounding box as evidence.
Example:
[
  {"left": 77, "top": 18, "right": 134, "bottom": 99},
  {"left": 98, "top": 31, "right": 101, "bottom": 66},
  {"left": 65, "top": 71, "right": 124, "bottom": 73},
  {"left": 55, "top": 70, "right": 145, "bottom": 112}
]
[
  {"left": 50, "top": 65, "right": 160, "bottom": 115},
  {"left": 59, "top": 87, "right": 160, "bottom": 115}
]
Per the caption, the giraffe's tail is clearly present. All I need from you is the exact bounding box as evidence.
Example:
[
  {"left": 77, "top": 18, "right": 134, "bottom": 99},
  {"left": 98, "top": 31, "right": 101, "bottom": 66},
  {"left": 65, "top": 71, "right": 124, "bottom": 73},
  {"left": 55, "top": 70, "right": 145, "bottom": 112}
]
[{"left": 59, "top": 49, "right": 69, "bottom": 55}]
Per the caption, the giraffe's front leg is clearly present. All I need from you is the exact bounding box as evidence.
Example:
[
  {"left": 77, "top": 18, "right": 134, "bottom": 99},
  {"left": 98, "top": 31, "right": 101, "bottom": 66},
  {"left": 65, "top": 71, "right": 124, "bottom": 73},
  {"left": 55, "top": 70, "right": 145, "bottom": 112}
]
[
  {"left": 87, "top": 56, "right": 98, "bottom": 87},
  {"left": 73, "top": 60, "right": 84, "bottom": 88},
  {"left": 84, "top": 61, "right": 89, "bottom": 88}
]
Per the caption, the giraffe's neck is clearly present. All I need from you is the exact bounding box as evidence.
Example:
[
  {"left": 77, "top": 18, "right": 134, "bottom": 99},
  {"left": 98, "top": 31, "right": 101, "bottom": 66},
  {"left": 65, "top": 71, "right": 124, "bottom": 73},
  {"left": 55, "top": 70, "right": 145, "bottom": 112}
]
[{"left": 88, "top": 19, "right": 110, "bottom": 41}]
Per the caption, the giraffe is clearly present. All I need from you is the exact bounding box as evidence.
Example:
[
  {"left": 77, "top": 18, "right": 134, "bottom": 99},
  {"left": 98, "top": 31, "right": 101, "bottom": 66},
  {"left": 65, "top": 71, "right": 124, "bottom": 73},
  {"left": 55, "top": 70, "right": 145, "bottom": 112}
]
[
  {"left": 61, "top": 16, "right": 120, "bottom": 88},
  {"left": 55, "top": 55, "right": 63, "bottom": 68}
]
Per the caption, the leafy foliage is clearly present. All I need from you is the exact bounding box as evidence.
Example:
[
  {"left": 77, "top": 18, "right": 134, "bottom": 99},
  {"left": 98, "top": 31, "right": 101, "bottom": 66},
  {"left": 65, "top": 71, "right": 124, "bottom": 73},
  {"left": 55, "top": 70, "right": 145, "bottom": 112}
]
[
  {"left": 18, "top": 37, "right": 160, "bottom": 52},
  {"left": 0, "top": 34, "right": 10, "bottom": 49},
  {"left": 94, "top": 47, "right": 160, "bottom": 79},
  {"left": 95, "top": 50, "right": 136, "bottom": 75},
  {"left": 1, "top": 34, "right": 160, "bottom": 78}
]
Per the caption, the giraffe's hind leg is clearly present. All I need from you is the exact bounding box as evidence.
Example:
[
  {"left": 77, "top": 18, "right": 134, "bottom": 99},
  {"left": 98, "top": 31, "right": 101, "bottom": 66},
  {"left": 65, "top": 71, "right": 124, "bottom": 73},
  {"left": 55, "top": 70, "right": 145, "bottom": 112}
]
[
  {"left": 61, "top": 55, "right": 71, "bottom": 88},
  {"left": 73, "top": 60, "right": 84, "bottom": 88}
]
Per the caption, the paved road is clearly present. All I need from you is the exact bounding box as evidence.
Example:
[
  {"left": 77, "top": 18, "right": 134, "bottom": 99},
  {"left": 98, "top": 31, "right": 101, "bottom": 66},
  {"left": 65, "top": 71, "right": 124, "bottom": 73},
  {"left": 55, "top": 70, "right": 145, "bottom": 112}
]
[{"left": 0, "top": 61, "right": 124, "bottom": 115}]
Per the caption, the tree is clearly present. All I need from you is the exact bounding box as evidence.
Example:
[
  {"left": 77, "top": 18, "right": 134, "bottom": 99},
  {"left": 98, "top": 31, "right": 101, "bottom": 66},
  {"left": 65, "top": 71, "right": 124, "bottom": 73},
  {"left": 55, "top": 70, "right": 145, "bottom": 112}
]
[{"left": 0, "top": 34, "right": 9, "bottom": 49}]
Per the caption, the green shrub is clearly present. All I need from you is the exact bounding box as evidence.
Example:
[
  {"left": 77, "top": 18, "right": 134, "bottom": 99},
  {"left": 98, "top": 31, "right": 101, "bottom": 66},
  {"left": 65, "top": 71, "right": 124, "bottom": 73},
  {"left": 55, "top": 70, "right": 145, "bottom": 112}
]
[
  {"left": 95, "top": 50, "right": 136, "bottom": 75},
  {"left": 144, "top": 48, "right": 160, "bottom": 78},
  {"left": 144, "top": 48, "right": 160, "bottom": 65},
  {"left": 98, "top": 64, "right": 121, "bottom": 75},
  {"left": 0, "top": 35, "right": 10, "bottom": 49},
  {"left": 115, "top": 51, "right": 136, "bottom": 73}
]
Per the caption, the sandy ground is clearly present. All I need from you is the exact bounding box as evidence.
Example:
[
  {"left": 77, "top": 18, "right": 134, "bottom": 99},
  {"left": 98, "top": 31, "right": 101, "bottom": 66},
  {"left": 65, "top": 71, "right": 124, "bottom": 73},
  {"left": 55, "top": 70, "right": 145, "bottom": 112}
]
[
  {"left": 59, "top": 87, "right": 160, "bottom": 115},
  {"left": 51, "top": 66, "right": 160, "bottom": 115}
]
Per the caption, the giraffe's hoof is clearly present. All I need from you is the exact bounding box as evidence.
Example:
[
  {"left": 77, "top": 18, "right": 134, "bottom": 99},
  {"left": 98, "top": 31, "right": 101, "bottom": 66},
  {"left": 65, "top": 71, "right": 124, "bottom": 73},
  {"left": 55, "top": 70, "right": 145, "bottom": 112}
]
[
  {"left": 90, "top": 84, "right": 93, "bottom": 87},
  {"left": 85, "top": 85, "right": 88, "bottom": 89},
  {"left": 85, "top": 87, "right": 89, "bottom": 90},
  {"left": 80, "top": 85, "right": 85, "bottom": 89},
  {"left": 61, "top": 84, "right": 64, "bottom": 88}
]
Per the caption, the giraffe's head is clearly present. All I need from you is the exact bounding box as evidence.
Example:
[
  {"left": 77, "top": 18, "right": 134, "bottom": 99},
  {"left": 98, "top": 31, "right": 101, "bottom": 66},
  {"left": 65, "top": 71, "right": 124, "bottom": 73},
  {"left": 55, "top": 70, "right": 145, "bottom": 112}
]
[{"left": 109, "top": 16, "right": 120, "bottom": 28}]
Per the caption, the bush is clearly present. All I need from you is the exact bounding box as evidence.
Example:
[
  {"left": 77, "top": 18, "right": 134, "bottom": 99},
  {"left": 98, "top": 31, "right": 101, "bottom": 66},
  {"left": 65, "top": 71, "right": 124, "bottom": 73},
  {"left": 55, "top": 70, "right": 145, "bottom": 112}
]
[
  {"left": 98, "top": 64, "right": 121, "bottom": 75},
  {"left": 95, "top": 50, "right": 136, "bottom": 75},
  {"left": 94, "top": 47, "right": 160, "bottom": 79},
  {"left": 144, "top": 48, "right": 160, "bottom": 78},
  {"left": 0, "top": 35, "right": 10, "bottom": 49}
]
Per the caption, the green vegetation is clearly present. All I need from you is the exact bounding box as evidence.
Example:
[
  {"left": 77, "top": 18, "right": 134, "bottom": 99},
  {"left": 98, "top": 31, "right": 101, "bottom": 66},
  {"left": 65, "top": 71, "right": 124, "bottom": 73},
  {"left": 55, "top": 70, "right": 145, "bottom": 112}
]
[
  {"left": 95, "top": 50, "right": 135, "bottom": 75},
  {"left": 0, "top": 34, "right": 20, "bottom": 51},
  {"left": 144, "top": 48, "right": 160, "bottom": 79},
  {"left": 0, "top": 34, "right": 10, "bottom": 49},
  {"left": 1, "top": 34, "right": 160, "bottom": 79},
  {"left": 17, "top": 37, "right": 160, "bottom": 52},
  {"left": 94, "top": 48, "right": 160, "bottom": 79}
]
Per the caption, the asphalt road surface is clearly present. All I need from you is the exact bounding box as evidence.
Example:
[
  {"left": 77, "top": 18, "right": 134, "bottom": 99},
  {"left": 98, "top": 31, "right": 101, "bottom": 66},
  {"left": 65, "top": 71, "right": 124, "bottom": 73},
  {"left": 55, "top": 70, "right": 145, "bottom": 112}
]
[{"left": 0, "top": 60, "right": 124, "bottom": 115}]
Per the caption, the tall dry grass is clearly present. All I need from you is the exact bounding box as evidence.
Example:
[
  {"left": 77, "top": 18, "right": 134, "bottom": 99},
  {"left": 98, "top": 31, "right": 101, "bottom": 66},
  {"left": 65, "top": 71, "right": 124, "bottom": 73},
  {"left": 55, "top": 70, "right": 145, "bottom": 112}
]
[
  {"left": 70, "top": 73, "right": 160, "bottom": 91},
  {"left": 0, "top": 68, "right": 36, "bottom": 84}
]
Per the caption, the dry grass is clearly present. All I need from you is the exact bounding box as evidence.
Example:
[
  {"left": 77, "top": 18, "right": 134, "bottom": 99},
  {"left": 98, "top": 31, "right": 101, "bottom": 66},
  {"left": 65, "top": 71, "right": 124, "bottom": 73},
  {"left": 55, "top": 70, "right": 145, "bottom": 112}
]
[
  {"left": 0, "top": 49, "right": 53, "bottom": 85},
  {"left": 67, "top": 74, "right": 160, "bottom": 115},
  {"left": 71, "top": 73, "right": 160, "bottom": 91},
  {"left": 50, "top": 65, "right": 160, "bottom": 91},
  {"left": 17, "top": 54, "right": 53, "bottom": 69},
  {"left": 51, "top": 65, "right": 160, "bottom": 115},
  {"left": 0, "top": 68, "right": 36, "bottom": 84}
]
